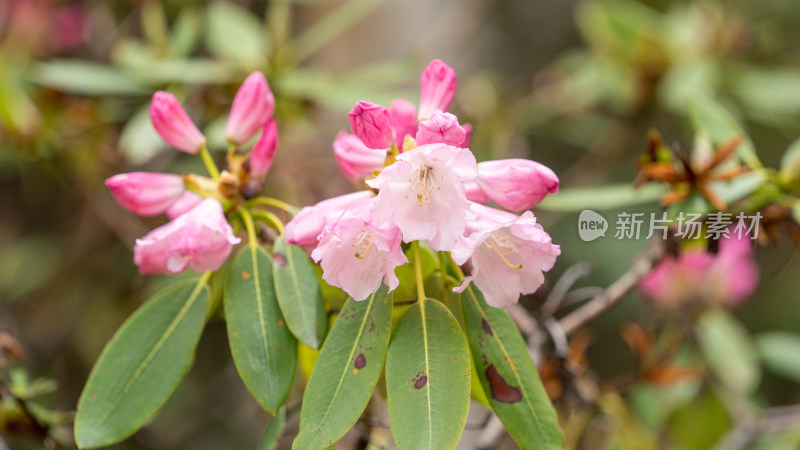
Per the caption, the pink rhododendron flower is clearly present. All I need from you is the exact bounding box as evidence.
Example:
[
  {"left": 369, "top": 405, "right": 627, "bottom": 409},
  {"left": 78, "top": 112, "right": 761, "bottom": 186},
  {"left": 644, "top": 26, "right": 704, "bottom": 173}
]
[
  {"left": 349, "top": 101, "right": 394, "bottom": 149},
  {"left": 367, "top": 143, "right": 477, "bottom": 251},
  {"left": 311, "top": 209, "right": 407, "bottom": 301},
  {"left": 418, "top": 60, "right": 457, "bottom": 121},
  {"left": 150, "top": 91, "right": 206, "bottom": 154},
  {"left": 453, "top": 203, "right": 560, "bottom": 308},
  {"left": 640, "top": 233, "right": 759, "bottom": 309},
  {"left": 474, "top": 159, "right": 559, "bottom": 210},
  {"left": 415, "top": 110, "right": 467, "bottom": 147},
  {"left": 332, "top": 131, "right": 387, "bottom": 182},
  {"left": 133, "top": 199, "right": 240, "bottom": 275},
  {"left": 389, "top": 99, "right": 418, "bottom": 148},
  {"left": 225, "top": 71, "right": 275, "bottom": 145},
  {"left": 250, "top": 118, "right": 278, "bottom": 179},
  {"left": 284, "top": 191, "right": 376, "bottom": 247},
  {"left": 105, "top": 172, "right": 185, "bottom": 217},
  {"left": 165, "top": 191, "right": 204, "bottom": 220}
]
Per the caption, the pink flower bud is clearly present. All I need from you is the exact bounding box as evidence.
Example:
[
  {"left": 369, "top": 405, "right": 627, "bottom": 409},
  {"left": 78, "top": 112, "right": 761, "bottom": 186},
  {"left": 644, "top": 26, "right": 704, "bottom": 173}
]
[
  {"left": 389, "top": 99, "right": 417, "bottom": 148},
  {"left": 461, "top": 123, "right": 473, "bottom": 148},
  {"left": 464, "top": 181, "right": 489, "bottom": 204},
  {"left": 475, "top": 159, "right": 559, "bottom": 210},
  {"left": 150, "top": 91, "right": 206, "bottom": 154},
  {"left": 349, "top": 101, "right": 394, "bottom": 149},
  {"left": 332, "top": 131, "right": 387, "bottom": 181},
  {"left": 418, "top": 59, "right": 457, "bottom": 120},
  {"left": 249, "top": 118, "right": 279, "bottom": 179},
  {"left": 134, "top": 198, "right": 240, "bottom": 275},
  {"left": 105, "top": 172, "right": 185, "bottom": 217},
  {"left": 225, "top": 71, "right": 275, "bottom": 145},
  {"left": 166, "top": 191, "right": 204, "bottom": 220},
  {"left": 284, "top": 191, "right": 375, "bottom": 247},
  {"left": 415, "top": 110, "right": 466, "bottom": 146}
]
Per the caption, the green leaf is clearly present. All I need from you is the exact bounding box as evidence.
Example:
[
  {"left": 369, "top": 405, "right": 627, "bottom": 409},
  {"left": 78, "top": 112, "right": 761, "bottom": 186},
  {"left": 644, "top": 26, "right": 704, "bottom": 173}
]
[
  {"left": 688, "top": 97, "right": 761, "bottom": 169},
  {"left": 258, "top": 407, "right": 286, "bottom": 450},
  {"left": 294, "top": 286, "right": 392, "bottom": 449},
  {"left": 536, "top": 183, "right": 665, "bottom": 212},
  {"left": 74, "top": 278, "right": 210, "bottom": 448},
  {"left": 225, "top": 245, "right": 297, "bottom": 413},
  {"left": 385, "top": 298, "right": 470, "bottom": 450},
  {"left": 697, "top": 309, "right": 760, "bottom": 395},
  {"left": 119, "top": 106, "right": 167, "bottom": 165},
  {"left": 29, "top": 60, "right": 149, "bottom": 95},
  {"left": 756, "top": 332, "right": 800, "bottom": 384},
  {"left": 460, "top": 284, "right": 564, "bottom": 449},
  {"left": 206, "top": 2, "right": 268, "bottom": 65},
  {"left": 273, "top": 237, "right": 327, "bottom": 349}
]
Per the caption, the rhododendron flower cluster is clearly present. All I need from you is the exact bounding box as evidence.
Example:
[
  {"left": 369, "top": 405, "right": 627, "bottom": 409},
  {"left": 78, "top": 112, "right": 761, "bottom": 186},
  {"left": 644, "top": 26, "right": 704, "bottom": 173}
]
[
  {"left": 106, "top": 71, "right": 279, "bottom": 275},
  {"left": 287, "top": 60, "right": 561, "bottom": 306}
]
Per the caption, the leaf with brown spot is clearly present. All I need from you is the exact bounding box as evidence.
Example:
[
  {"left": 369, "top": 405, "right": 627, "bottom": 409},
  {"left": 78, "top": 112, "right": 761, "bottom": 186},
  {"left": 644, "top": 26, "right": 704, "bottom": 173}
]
[
  {"left": 460, "top": 284, "right": 563, "bottom": 450},
  {"left": 385, "top": 298, "right": 470, "bottom": 450},
  {"left": 294, "top": 286, "right": 392, "bottom": 450}
]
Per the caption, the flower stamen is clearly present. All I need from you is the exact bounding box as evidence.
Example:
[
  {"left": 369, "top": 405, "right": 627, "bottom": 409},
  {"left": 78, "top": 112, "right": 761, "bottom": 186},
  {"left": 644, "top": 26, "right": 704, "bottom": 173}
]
[
  {"left": 353, "top": 230, "right": 373, "bottom": 259},
  {"left": 485, "top": 233, "right": 522, "bottom": 270}
]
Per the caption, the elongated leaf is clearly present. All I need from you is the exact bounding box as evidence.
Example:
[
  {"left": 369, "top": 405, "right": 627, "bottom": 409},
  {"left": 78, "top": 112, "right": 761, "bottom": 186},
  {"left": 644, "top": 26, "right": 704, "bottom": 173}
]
[
  {"left": 294, "top": 286, "right": 392, "bottom": 449},
  {"left": 206, "top": 2, "right": 268, "bottom": 64},
  {"left": 75, "top": 278, "right": 210, "bottom": 448},
  {"left": 697, "top": 309, "right": 760, "bottom": 395},
  {"left": 273, "top": 237, "right": 327, "bottom": 349},
  {"left": 689, "top": 97, "right": 761, "bottom": 169},
  {"left": 226, "top": 245, "right": 297, "bottom": 414},
  {"left": 386, "top": 298, "right": 470, "bottom": 450},
  {"left": 461, "top": 285, "right": 564, "bottom": 449},
  {"left": 756, "top": 332, "right": 800, "bottom": 384},
  {"left": 537, "top": 183, "right": 665, "bottom": 212},
  {"left": 29, "top": 60, "right": 148, "bottom": 95},
  {"left": 258, "top": 407, "right": 286, "bottom": 450}
]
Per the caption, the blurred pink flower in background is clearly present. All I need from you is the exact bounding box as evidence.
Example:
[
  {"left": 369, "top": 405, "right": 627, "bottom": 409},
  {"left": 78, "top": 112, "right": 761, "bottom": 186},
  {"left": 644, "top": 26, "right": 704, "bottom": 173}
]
[{"left": 640, "top": 232, "right": 759, "bottom": 309}]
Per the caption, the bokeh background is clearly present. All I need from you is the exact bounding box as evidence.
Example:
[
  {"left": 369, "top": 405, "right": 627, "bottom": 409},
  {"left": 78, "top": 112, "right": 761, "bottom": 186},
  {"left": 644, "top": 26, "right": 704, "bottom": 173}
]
[{"left": 2, "top": 0, "right": 800, "bottom": 448}]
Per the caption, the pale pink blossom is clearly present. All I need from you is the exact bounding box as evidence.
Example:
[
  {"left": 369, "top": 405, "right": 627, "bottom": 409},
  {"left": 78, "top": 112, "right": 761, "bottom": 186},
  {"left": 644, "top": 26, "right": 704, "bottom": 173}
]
[
  {"left": 367, "top": 143, "right": 477, "bottom": 251},
  {"left": 250, "top": 118, "right": 278, "bottom": 179},
  {"left": 225, "top": 71, "right": 275, "bottom": 145},
  {"left": 453, "top": 203, "right": 560, "bottom": 308},
  {"left": 389, "top": 99, "right": 418, "bottom": 149},
  {"left": 332, "top": 131, "right": 387, "bottom": 182},
  {"left": 418, "top": 60, "right": 457, "bottom": 121},
  {"left": 311, "top": 209, "right": 407, "bottom": 301},
  {"left": 349, "top": 101, "right": 394, "bottom": 149},
  {"left": 134, "top": 199, "right": 240, "bottom": 275},
  {"left": 475, "top": 159, "right": 559, "bottom": 211},
  {"left": 105, "top": 172, "right": 184, "bottom": 217},
  {"left": 284, "top": 191, "right": 376, "bottom": 247},
  {"left": 166, "top": 191, "right": 204, "bottom": 220},
  {"left": 640, "top": 233, "right": 759, "bottom": 309},
  {"left": 415, "top": 110, "right": 466, "bottom": 147},
  {"left": 150, "top": 91, "right": 206, "bottom": 154}
]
